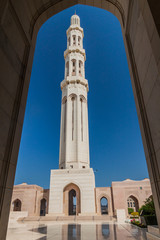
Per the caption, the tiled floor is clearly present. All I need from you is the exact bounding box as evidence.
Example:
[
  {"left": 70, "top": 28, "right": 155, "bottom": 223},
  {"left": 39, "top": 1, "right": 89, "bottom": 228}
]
[{"left": 6, "top": 221, "right": 148, "bottom": 240}]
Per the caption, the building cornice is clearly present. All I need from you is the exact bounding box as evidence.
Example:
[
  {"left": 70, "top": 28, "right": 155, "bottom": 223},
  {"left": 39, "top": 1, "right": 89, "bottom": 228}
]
[
  {"left": 66, "top": 26, "right": 84, "bottom": 37},
  {"left": 64, "top": 48, "right": 86, "bottom": 60},
  {"left": 61, "top": 77, "right": 89, "bottom": 91}
]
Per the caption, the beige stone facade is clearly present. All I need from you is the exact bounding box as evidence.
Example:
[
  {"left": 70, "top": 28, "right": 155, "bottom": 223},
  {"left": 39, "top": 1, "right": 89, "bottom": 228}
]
[
  {"left": 10, "top": 178, "right": 152, "bottom": 218},
  {"left": 11, "top": 183, "right": 49, "bottom": 216},
  {"left": 111, "top": 178, "right": 152, "bottom": 217}
]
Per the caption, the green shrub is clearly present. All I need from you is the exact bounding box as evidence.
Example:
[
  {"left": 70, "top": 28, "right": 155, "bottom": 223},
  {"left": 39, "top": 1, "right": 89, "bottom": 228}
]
[
  {"left": 139, "top": 196, "right": 155, "bottom": 216},
  {"left": 128, "top": 208, "right": 134, "bottom": 214},
  {"left": 144, "top": 215, "right": 158, "bottom": 225}
]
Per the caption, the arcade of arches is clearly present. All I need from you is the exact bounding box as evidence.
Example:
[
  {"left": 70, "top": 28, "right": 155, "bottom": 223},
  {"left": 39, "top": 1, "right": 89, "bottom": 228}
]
[
  {"left": 10, "top": 183, "right": 49, "bottom": 216},
  {"left": 10, "top": 179, "right": 152, "bottom": 219},
  {"left": 0, "top": 0, "right": 160, "bottom": 238}
]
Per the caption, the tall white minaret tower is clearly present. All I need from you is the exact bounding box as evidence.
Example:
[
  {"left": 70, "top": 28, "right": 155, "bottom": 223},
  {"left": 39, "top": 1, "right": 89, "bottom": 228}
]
[
  {"left": 59, "top": 13, "right": 89, "bottom": 170},
  {"left": 49, "top": 14, "right": 96, "bottom": 216}
]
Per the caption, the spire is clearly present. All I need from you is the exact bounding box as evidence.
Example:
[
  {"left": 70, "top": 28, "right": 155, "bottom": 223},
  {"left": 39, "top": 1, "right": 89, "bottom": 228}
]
[
  {"left": 71, "top": 12, "right": 80, "bottom": 26},
  {"left": 59, "top": 15, "right": 89, "bottom": 170}
]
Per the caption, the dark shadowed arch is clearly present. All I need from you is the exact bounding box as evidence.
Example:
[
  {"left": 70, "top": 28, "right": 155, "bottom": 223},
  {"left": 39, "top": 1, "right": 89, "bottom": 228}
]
[
  {"left": 100, "top": 197, "right": 108, "bottom": 215},
  {"left": 40, "top": 198, "right": 47, "bottom": 216},
  {"left": 13, "top": 199, "right": 22, "bottom": 211}
]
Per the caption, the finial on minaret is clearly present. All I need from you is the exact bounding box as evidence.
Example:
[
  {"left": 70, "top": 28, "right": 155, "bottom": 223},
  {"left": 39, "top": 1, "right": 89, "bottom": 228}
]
[{"left": 75, "top": 10, "right": 76, "bottom": 15}]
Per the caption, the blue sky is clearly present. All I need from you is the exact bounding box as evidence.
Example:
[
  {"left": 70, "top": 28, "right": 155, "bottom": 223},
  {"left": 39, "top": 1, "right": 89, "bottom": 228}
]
[{"left": 15, "top": 5, "right": 149, "bottom": 189}]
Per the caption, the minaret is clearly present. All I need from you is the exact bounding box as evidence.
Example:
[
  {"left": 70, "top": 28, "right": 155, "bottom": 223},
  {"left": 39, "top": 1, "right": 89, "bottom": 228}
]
[
  {"left": 49, "top": 14, "right": 96, "bottom": 216},
  {"left": 59, "top": 13, "right": 90, "bottom": 170}
]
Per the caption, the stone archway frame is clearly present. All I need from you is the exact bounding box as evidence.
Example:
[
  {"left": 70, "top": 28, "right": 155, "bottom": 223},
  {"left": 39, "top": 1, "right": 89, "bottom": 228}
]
[
  {"left": 39, "top": 198, "right": 47, "bottom": 216},
  {"left": 37, "top": 194, "right": 49, "bottom": 216},
  {"left": 126, "top": 194, "right": 140, "bottom": 214},
  {"left": 12, "top": 198, "right": 22, "bottom": 212},
  {"left": 97, "top": 193, "right": 112, "bottom": 216},
  {"left": 0, "top": 0, "right": 160, "bottom": 238},
  {"left": 63, "top": 183, "right": 81, "bottom": 216}
]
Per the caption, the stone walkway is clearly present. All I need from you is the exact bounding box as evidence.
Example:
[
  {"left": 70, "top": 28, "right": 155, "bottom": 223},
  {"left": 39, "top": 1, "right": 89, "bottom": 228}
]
[{"left": 6, "top": 221, "right": 148, "bottom": 240}]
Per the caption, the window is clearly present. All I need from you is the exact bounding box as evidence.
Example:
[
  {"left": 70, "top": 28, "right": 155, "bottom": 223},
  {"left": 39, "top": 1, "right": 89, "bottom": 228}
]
[
  {"left": 66, "top": 61, "right": 69, "bottom": 77},
  {"left": 13, "top": 199, "right": 22, "bottom": 211},
  {"left": 72, "top": 59, "right": 76, "bottom": 76},
  {"left": 63, "top": 98, "right": 67, "bottom": 142},
  {"left": 68, "top": 37, "right": 70, "bottom": 47},
  {"left": 79, "top": 61, "right": 83, "bottom": 77},
  {"left": 71, "top": 97, "right": 75, "bottom": 141},
  {"left": 82, "top": 166, "right": 85, "bottom": 168},
  {"left": 73, "top": 35, "right": 76, "bottom": 46},
  {"left": 78, "top": 36, "right": 81, "bottom": 46},
  {"left": 80, "top": 98, "right": 83, "bottom": 141},
  {"left": 70, "top": 165, "right": 73, "bottom": 168}
]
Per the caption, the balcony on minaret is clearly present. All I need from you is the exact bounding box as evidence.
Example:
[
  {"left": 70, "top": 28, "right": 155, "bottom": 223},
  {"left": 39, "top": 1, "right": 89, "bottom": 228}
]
[
  {"left": 64, "top": 47, "right": 86, "bottom": 60},
  {"left": 60, "top": 77, "right": 89, "bottom": 92}
]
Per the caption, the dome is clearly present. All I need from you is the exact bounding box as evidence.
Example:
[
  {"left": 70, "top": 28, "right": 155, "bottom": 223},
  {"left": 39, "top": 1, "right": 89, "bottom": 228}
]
[{"left": 71, "top": 13, "right": 80, "bottom": 26}]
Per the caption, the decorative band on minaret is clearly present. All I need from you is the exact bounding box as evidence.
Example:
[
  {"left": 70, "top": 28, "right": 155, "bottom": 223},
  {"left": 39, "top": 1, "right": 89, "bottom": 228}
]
[{"left": 59, "top": 14, "right": 90, "bottom": 170}]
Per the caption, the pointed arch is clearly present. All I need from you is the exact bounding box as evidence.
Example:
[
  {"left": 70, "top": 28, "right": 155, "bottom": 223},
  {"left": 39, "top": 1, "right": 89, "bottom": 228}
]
[
  {"left": 63, "top": 183, "right": 81, "bottom": 216},
  {"left": 100, "top": 197, "right": 108, "bottom": 215},
  {"left": 127, "top": 195, "right": 139, "bottom": 212},
  {"left": 79, "top": 95, "right": 87, "bottom": 103},
  {"left": 12, "top": 199, "right": 22, "bottom": 211},
  {"left": 40, "top": 198, "right": 47, "bottom": 216}
]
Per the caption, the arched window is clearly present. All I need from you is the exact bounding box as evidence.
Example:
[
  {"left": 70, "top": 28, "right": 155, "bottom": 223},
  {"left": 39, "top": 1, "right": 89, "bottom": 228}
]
[
  {"left": 79, "top": 95, "right": 86, "bottom": 142},
  {"left": 127, "top": 196, "right": 139, "bottom": 212},
  {"left": 69, "top": 189, "right": 76, "bottom": 215},
  {"left": 66, "top": 61, "right": 69, "bottom": 77},
  {"left": 40, "top": 198, "right": 47, "bottom": 216},
  {"left": 62, "top": 97, "right": 67, "bottom": 142},
  {"left": 68, "top": 37, "right": 70, "bottom": 47},
  {"left": 72, "top": 59, "right": 76, "bottom": 76},
  {"left": 79, "top": 60, "right": 83, "bottom": 77},
  {"left": 13, "top": 199, "right": 22, "bottom": 211},
  {"left": 71, "top": 96, "right": 75, "bottom": 141},
  {"left": 100, "top": 197, "right": 108, "bottom": 215},
  {"left": 73, "top": 35, "right": 76, "bottom": 46},
  {"left": 80, "top": 98, "right": 83, "bottom": 141},
  {"left": 78, "top": 36, "right": 81, "bottom": 46}
]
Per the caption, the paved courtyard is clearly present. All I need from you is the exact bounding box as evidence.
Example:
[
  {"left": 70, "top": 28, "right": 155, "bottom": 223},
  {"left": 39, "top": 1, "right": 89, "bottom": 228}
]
[{"left": 6, "top": 221, "right": 147, "bottom": 240}]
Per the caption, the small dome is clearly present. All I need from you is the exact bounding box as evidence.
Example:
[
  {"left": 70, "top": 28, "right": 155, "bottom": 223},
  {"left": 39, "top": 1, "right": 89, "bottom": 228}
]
[{"left": 71, "top": 14, "right": 80, "bottom": 26}]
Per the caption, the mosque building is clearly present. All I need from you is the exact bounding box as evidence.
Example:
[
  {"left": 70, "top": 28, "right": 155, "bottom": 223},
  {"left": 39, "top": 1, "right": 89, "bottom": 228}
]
[{"left": 10, "top": 14, "right": 152, "bottom": 220}]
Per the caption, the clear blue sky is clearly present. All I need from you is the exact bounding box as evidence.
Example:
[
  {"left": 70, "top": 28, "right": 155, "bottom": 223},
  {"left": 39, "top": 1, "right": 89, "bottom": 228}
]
[{"left": 15, "top": 4, "right": 149, "bottom": 189}]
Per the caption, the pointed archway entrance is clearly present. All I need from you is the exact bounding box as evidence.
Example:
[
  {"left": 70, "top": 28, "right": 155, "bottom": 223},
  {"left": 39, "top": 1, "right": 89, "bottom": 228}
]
[
  {"left": 63, "top": 183, "right": 80, "bottom": 216},
  {"left": 40, "top": 198, "right": 47, "bottom": 216},
  {"left": 13, "top": 199, "right": 22, "bottom": 211}
]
